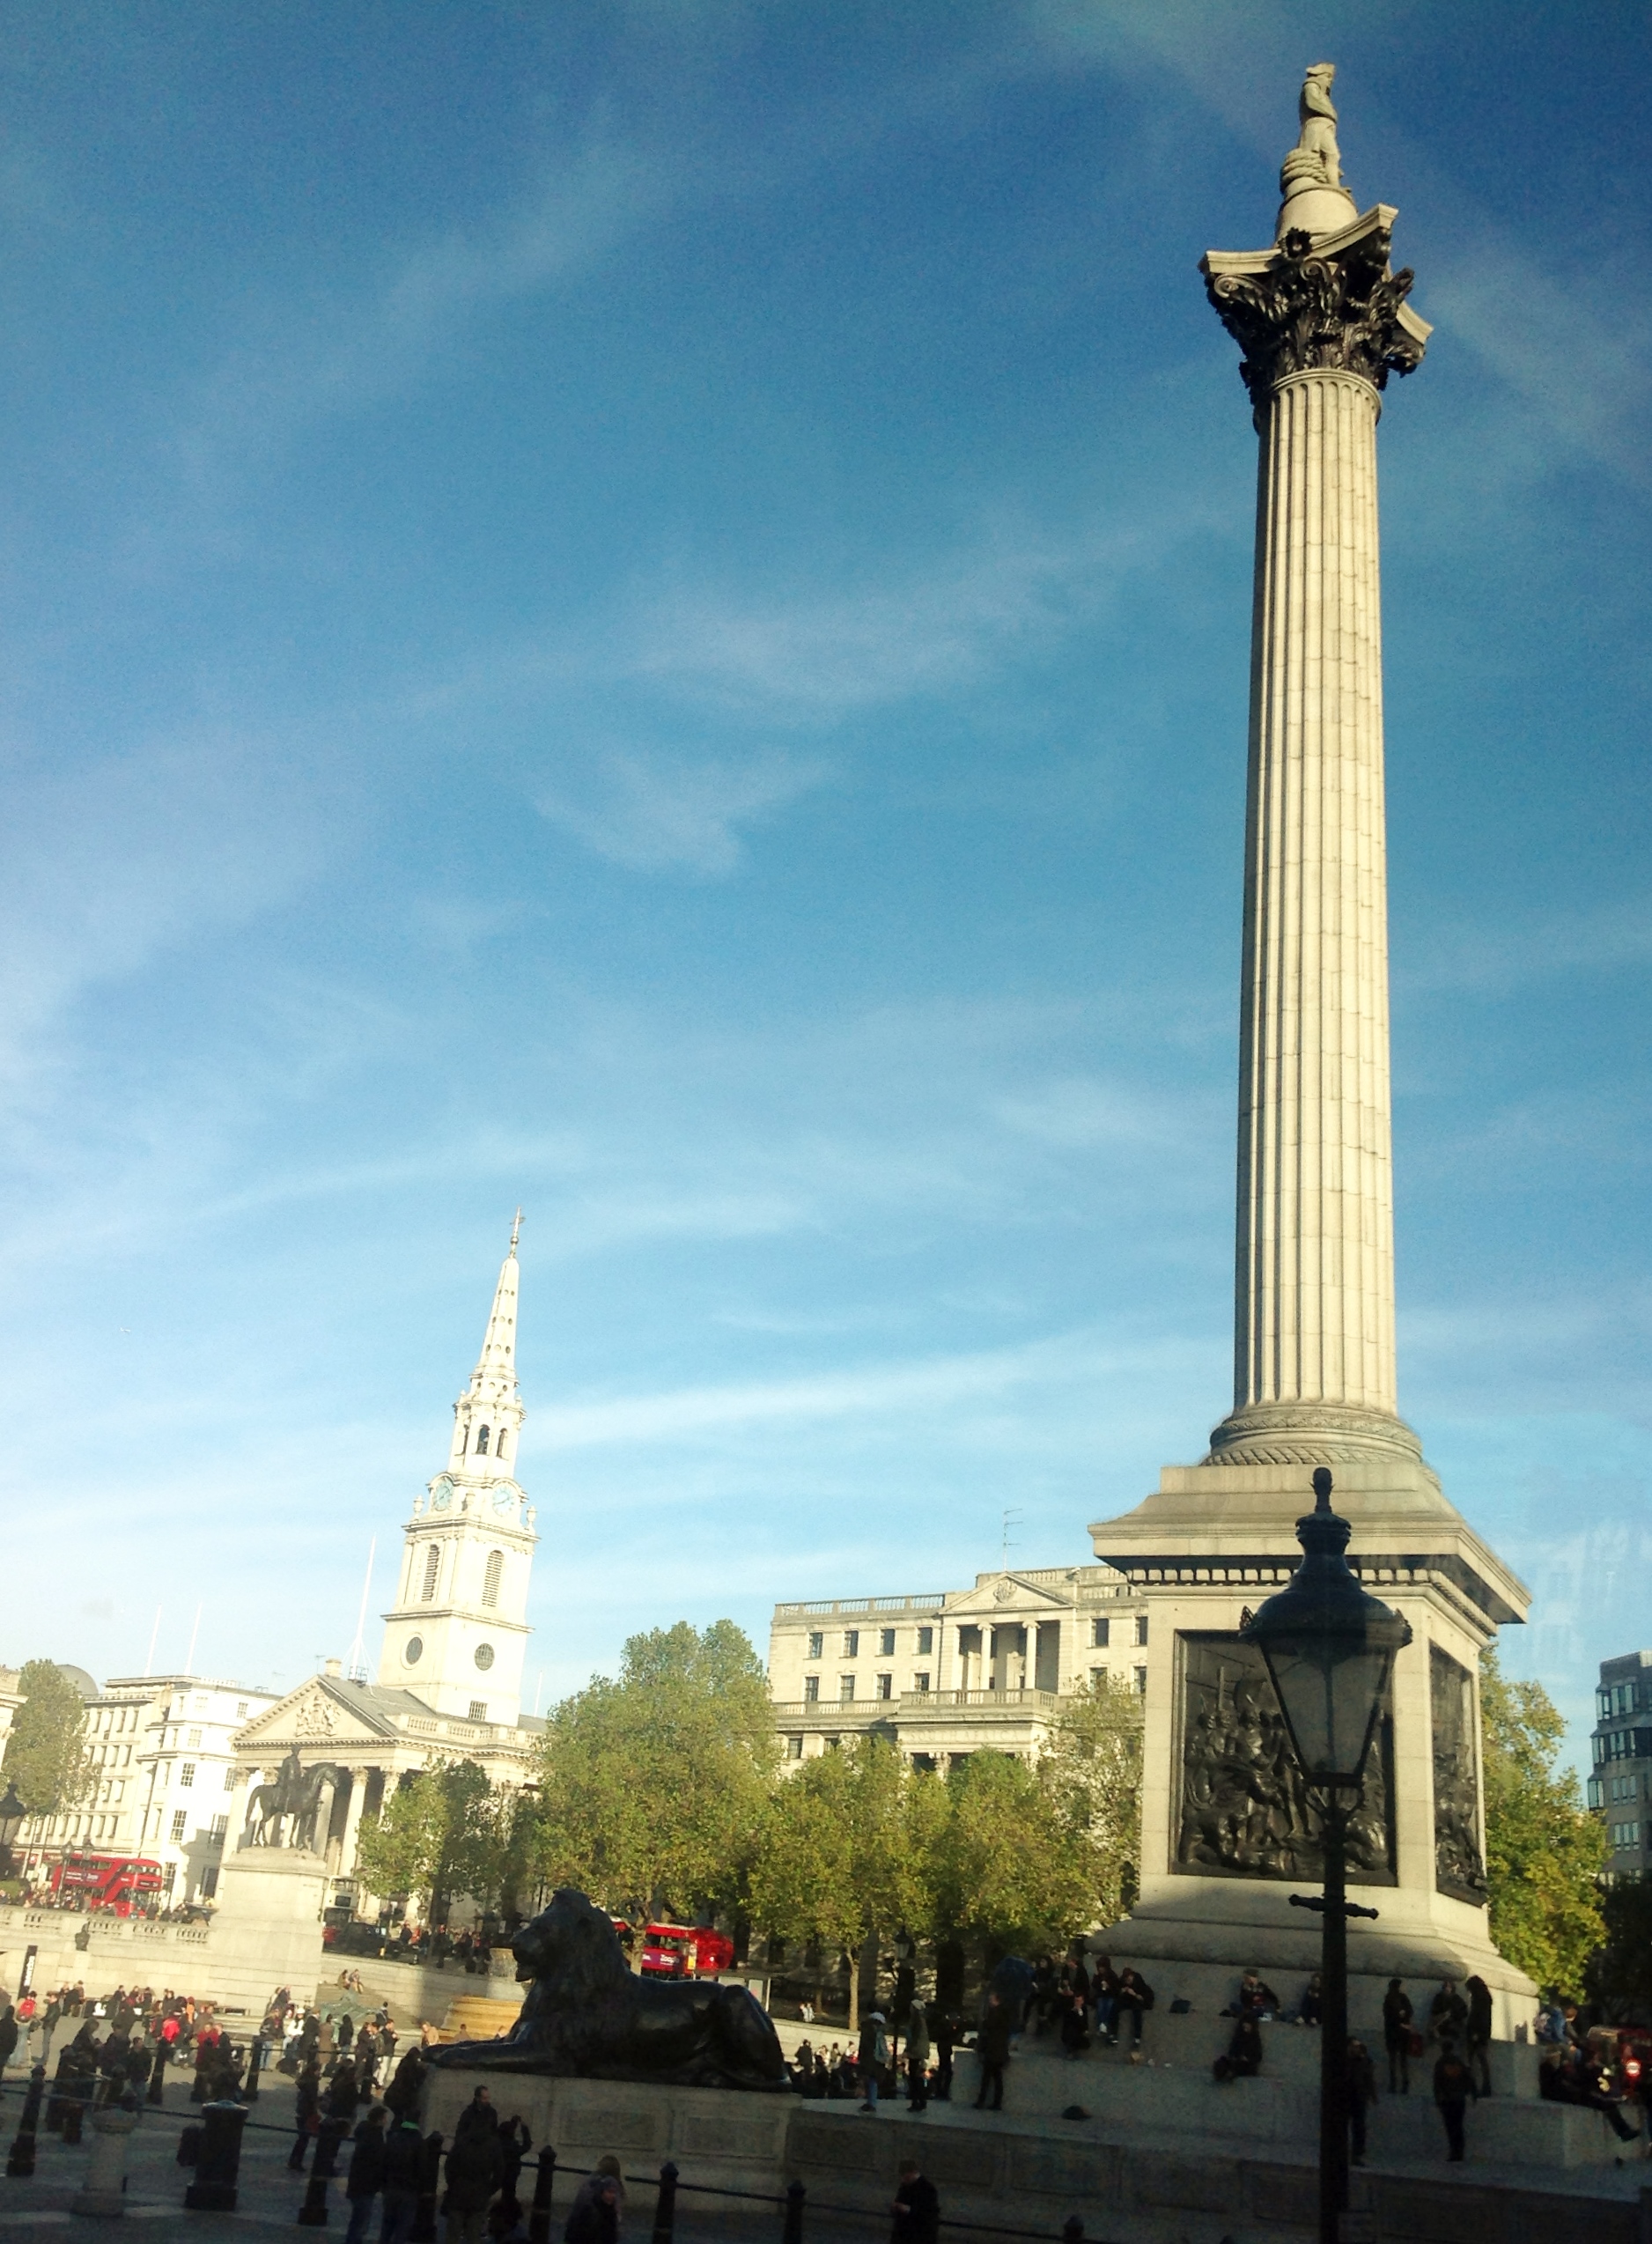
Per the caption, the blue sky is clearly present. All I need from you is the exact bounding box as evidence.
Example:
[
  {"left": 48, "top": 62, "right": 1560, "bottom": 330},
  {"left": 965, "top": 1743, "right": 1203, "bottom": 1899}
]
[{"left": 0, "top": 2, "right": 1646, "bottom": 1767}]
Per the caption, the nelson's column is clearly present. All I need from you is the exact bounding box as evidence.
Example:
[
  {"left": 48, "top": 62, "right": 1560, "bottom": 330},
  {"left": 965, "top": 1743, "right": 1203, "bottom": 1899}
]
[{"left": 1089, "top": 69, "right": 1535, "bottom": 2026}]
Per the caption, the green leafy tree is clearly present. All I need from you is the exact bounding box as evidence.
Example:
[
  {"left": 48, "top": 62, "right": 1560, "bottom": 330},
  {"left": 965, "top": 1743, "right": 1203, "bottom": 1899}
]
[
  {"left": 2, "top": 1662, "right": 92, "bottom": 1816},
  {"left": 927, "top": 1752, "right": 1102, "bottom": 1956},
  {"left": 531, "top": 1620, "right": 778, "bottom": 1921},
  {"left": 355, "top": 1760, "right": 499, "bottom": 1922},
  {"left": 1480, "top": 1650, "right": 1606, "bottom": 1995},
  {"left": 1585, "top": 1879, "right": 1652, "bottom": 2022},
  {"left": 1038, "top": 1673, "right": 1143, "bottom": 1923},
  {"left": 749, "top": 1736, "right": 939, "bottom": 2028}
]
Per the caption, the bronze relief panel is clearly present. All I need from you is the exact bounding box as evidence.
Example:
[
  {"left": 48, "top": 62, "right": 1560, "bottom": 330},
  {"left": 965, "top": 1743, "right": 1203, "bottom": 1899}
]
[{"left": 1174, "top": 1632, "right": 1397, "bottom": 1885}]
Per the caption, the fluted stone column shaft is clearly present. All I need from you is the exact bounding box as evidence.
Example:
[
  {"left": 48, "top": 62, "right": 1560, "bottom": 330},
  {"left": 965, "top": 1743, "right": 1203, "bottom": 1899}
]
[{"left": 1234, "top": 365, "right": 1398, "bottom": 1427}]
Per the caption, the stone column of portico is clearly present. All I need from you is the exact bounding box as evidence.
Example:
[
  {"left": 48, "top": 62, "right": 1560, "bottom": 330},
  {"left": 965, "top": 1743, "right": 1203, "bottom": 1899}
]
[{"left": 1087, "top": 70, "right": 1537, "bottom": 2039}]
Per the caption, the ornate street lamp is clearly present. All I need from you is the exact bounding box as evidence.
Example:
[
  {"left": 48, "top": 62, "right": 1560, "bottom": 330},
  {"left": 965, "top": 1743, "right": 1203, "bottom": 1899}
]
[{"left": 1242, "top": 1468, "right": 1412, "bottom": 2244}]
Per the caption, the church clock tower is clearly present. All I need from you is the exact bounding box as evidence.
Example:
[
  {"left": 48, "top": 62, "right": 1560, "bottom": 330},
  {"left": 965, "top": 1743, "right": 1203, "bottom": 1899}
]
[{"left": 376, "top": 1218, "right": 538, "bottom": 1725}]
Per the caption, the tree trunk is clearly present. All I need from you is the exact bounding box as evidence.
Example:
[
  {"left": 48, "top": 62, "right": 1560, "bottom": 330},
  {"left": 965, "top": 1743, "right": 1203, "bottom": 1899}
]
[{"left": 846, "top": 1946, "right": 859, "bottom": 2034}]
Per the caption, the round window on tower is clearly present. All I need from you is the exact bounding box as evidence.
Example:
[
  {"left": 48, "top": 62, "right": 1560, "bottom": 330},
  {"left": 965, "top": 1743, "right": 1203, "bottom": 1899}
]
[
  {"left": 404, "top": 1636, "right": 424, "bottom": 1666},
  {"left": 474, "top": 1643, "right": 495, "bottom": 1672}
]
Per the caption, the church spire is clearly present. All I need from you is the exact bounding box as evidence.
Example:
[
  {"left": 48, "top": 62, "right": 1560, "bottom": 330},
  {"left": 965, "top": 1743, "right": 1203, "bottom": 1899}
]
[{"left": 447, "top": 1218, "right": 526, "bottom": 1473}]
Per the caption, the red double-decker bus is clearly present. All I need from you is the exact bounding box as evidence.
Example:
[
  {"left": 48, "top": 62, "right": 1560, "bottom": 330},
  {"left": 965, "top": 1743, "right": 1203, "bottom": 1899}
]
[
  {"left": 638, "top": 1923, "right": 736, "bottom": 1979},
  {"left": 46, "top": 1853, "right": 164, "bottom": 1915}
]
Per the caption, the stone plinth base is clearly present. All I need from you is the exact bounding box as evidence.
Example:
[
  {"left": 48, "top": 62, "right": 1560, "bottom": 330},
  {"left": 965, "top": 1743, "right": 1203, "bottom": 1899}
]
[
  {"left": 208, "top": 1849, "right": 329, "bottom": 2011},
  {"left": 421, "top": 2071, "right": 793, "bottom": 2199}
]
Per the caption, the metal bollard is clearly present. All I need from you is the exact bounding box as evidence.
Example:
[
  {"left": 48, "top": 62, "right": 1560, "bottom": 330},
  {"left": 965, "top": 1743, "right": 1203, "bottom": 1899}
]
[
  {"left": 527, "top": 2145, "right": 557, "bottom": 2244},
  {"left": 652, "top": 2159, "right": 679, "bottom": 2244},
  {"left": 148, "top": 2041, "right": 168, "bottom": 2109},
  {"left": 313, "top": 2119, "right": 347, "bottom": 2179},
  {"left": 1061, "top": 2219, "right": 1084, "bottom": 2241},
  {"left": 73, "top": 2092, "right": 141, "bottom": 2216},
  {"left": 63, "top": 2093, "right": 85, "bottom": 2146},
  {"left": 5, "top": 2065, "right": 47, "bottom": 2178},
  {"left": 781, "top": 2177, "right": 806, "bottom": 2242},
  {"left": 409, "top": 2130, "right": 443, "bottom": 2243},
  {"left": 295, "top": 2166, "right": 330, "bottom": 2227},
  {"left": 184, "top": 2100, "right": 249, "bottom": 2214}
]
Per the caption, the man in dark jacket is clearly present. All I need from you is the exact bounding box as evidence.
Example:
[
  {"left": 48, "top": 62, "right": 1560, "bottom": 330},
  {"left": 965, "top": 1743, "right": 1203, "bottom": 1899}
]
[
  {"left": 891, "top": 2158, "right": 940, "bottom": 2243},
  {"left": 343, "top": 2106, "right": 387, "bottom": 2244},
  {"left": 972, "top": 1994, "right": 1012, "bottom": 2112},
  {"left": 1382, "top": 1979, "right": 1413, "bottom": 2093},
  {"left": 1114, "top": 1969, "right": 1154, "bottom": 2054},
  {"left": 383, "top": 2044, "right": 428, "bottom": 2120},
  {"left": 497, "top": 2115, "right": 532, "bottom": 2200},
  {"left": 0, "top": 2005, "right": 19, "bottom": 2073},
  {"left": 857, "top": 2011, "right": 888, "bottom": 2113},
  {"left": 443, "top": 2122, "right": 504, "bottom": 2244},
  {"left": 1433, "top": 2048, "right": 1474, "bottom": 2161},
  {"left": 380, "top": 2116, "right": 426, "bottom": 2244},
  {"left": 1346, "top": 2037, "right": 1379, "bottom": 2164}
]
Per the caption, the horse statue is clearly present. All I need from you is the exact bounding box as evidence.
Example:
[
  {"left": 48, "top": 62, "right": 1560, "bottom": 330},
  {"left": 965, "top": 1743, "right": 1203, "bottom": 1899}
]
[
  {"left": 239, "top": 1750, "right": 345, "bottom": 1852},
  {"left": 430, "top": 1887, "right": 787, "bottom": 2091}
]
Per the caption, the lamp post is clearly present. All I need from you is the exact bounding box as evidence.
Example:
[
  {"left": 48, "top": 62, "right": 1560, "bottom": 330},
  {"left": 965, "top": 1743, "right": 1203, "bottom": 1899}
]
[{"left": 1241, "top": 1468, "right": 1412, "bottom": 2244}]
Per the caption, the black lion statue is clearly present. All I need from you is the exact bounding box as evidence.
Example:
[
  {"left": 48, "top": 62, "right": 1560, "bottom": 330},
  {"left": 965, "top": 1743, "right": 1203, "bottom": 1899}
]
[{"left": 429, "top": 1887, "right": 788, "bottom": 2091}]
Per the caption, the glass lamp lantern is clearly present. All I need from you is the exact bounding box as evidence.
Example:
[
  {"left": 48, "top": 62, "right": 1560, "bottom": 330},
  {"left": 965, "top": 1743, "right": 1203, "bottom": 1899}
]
[{"left": 1241, "top": 1467, "right": 1412, "bottom": 1790}]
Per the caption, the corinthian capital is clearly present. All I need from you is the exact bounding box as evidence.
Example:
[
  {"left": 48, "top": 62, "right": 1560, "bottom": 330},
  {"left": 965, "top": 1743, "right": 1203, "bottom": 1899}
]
[{"left": 1202, "top": 209, "right": 1428, "bottom": 410}]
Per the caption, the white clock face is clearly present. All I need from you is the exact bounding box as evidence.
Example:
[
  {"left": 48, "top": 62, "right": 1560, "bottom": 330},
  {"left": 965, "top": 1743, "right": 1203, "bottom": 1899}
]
[
  {"left": 490, "top": 1483, "right": 514, "bottom": 1513},
  {"left": 431, "top": 1478, "right": 454, "bottom": 1511}
]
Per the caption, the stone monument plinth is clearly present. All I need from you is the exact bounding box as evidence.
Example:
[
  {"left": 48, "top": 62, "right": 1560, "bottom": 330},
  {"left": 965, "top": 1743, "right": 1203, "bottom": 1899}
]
[{"left": 208, "top": 1847, "right": 330, "bottom": 2011}]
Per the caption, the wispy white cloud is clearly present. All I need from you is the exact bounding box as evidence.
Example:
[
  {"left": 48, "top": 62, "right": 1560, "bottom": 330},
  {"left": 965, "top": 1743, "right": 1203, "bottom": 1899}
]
[
  {"left": 1399, "top": 904, "right": 1652, "bottom": 996},
  {"left": 536, "top": 744, "right": 830, "bottom": 873}
]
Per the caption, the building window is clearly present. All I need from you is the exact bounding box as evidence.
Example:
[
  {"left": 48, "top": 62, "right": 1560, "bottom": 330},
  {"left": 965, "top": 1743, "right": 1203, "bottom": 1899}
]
[
  {"left": 170, "top": 1811, "right": 187, "bottom": 1842},
  {"left": 224, "top": 1767, "right": 238, "bottom": 1791},
  {"left": 916, "top": 1627, "right": 933, "bottom": 1656},
  {"left": 1092, "top": 1618, "right": 1110, "bottom": 1648},
  {"left": 876, "top": 1674, "right": 893, "bottom": 1701},
  {"left": 468, "top": 1701, "right": 487, "bottom": 1723},
  {"left": 803, "top": 1676, "right": 819, "bottom": 1702},
  {"left": 483, "top": 1550, "right": 505, "bottom": 1607},
  {"left": 421, "top": 1545, "right": 440, "bottom": 1600},
  {"left": 180, "top": 1763, "right": 195, "bottom": 1789},
  {"left": 912, "top": 1672, "right": 930, "bottom": 1694},
  {"left": 209, "top": 1815, "right": 228, "bottom": 1845},
  {"left": 495, "top": 1430, "right": 508, "bottom": 1460},
  {"left": 187, "top": 1729, "right": 203, "bottom": 1747},
  {"left": 879, "top": 1629, "right": 896, "bottom": 1657},
  {"left": 1135, "top": 1615, "right": 1149, "bottom": 1647},
  {"left": 807, "top": 1632, "right": 823, "bottom": 1659},
  {"left": 236, "top": 1701, "right": 248, "bottom": 1718},
  {"left": 1090, "top": 1667, "right": 1105, "bottom": 1691},
  {"left": 1134, "top": 1666, "right": 1148, "bottom": 1694},
  {"left": 843, "top": 1630, "right": 859, "bottom": 1657},
  {"left": 1612, "top": 1820, "right": 1642, "bottom": 1849},
  {"left": 476, "top": 1425, "right": 490, "bottom": 1456},
  {"left": 786, "top": 1737, "right": 804, "bottom": 1761},
  {"left": 839, "top": 1676, "right": 856, "bottom": 1702}
]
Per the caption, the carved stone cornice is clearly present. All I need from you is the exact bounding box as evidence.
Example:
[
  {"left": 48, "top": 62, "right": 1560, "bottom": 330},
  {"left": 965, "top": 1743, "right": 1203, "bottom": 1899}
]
[
  {"left": 1204, "top": 1399, "right": 1426, "bottom": 1469},
  {"left": 1202, "top": 211, "right": 1427, "bottom": 410}
]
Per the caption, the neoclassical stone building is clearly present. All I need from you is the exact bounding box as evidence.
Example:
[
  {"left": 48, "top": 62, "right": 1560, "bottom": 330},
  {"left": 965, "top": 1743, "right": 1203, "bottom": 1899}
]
[
  {"left": 230, "top": 1224, "right": 543, "bottom": 1904},
  {"left": 767, "top": 1562, "right": 1151, "bottom": 1769}
]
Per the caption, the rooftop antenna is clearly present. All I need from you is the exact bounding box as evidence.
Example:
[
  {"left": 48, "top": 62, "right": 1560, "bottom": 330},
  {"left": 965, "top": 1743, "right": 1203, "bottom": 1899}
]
[
  {"left": 1000, "top": 1508, "right": 1022, "bottom": 1572},
  {"left": 346, "top": 1539, "right": 377, "bottom": 1682},
  {"left": 184, "top": 1603, "right": 203, "bottom": 1677},
  {"left": 533, "top": 1670, "right": 544, "bottom": 1717},
  {"left": 144, "top": 1606, "right": 162, "bottom": 1679}
]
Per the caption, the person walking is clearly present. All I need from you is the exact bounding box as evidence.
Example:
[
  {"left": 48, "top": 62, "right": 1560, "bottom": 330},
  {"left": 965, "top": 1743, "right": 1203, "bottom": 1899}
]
[
  {"left": 933, "top": 2013, "right": 955, "bottom": 2102},
  {"left": 1382, "top": 1979, "right": 1413, "bottom": 2094},
  {"left": 903, "top": 2002, "right": 930, "bottom": 2113},
  {"left": 442, "top": 2116, "right": 504, "bottom": 2244},
  {"left": 380, "top": 2115, "right": 426, "bottom": 2244},
  {"left": 972, "top": 1993, "right": 1012, "bottom": 2113},
  {"left": 858, "top": 2011, "right": 889, "bottom": 2113},
  {"left": 1464, "top": 1976, "right": 1493, "bottom": 2096},
  {"left": 891, "top": 2157, "right": 940, "bottom": 2243},
  {"left": 562, "top": 2155, "right": 623, "bottom": 2243},
  {"left": 343, "top": 2105, "right": 387, "bottom": 2244},
  {"left": 288, "top": 2060, "right": 322, "bottom": 2170},
  {"left": 497, "top": 2114, "right": 532, "bottom": 2199},
  {"left": 1346, "top": 2037, "right": 1379, "bottom": 2166},
  {"left": 1434, "top": 2045, "right": 1474, "bottom": 2162}
]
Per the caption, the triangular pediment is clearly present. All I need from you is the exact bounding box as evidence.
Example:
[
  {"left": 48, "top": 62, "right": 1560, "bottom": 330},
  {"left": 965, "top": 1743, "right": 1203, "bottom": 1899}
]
[
  {"left": 234, "top": 1676, "right": 402, "bottom": 1750},
  {"left": 944, "top": 1574, "right": 1074, "bottom": 1619}
]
